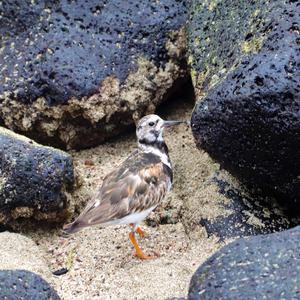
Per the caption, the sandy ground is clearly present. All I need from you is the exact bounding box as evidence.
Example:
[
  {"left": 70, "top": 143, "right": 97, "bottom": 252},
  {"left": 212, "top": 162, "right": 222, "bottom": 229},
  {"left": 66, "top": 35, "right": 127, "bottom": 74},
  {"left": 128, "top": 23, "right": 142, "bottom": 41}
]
[{"left": 26, "top": 97, "right": 226, "bottom": 300}]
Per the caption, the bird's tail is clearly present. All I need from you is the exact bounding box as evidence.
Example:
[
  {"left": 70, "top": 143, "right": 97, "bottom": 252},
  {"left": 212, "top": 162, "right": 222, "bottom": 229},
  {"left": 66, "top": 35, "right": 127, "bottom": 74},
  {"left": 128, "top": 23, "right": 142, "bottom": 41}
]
[{"left": 63, "top": 220, "right": 86, "bottom": 234}]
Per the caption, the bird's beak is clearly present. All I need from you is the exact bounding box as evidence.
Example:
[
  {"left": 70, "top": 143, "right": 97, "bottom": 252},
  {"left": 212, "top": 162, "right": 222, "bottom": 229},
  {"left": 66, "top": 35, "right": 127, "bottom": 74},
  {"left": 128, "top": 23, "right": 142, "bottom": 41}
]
[{"left": 163, "top": 120, "right": 188, "bottom": 128}]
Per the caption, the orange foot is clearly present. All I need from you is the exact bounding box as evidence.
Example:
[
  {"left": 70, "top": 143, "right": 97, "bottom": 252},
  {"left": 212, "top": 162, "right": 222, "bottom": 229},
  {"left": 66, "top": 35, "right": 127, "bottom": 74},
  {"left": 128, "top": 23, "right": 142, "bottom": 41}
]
[
  {"left": 133, "top": 251, "right": 156, "bottom": 260},
  {"left": 129, "top": 232, "right": 157, "bottom": 260}
]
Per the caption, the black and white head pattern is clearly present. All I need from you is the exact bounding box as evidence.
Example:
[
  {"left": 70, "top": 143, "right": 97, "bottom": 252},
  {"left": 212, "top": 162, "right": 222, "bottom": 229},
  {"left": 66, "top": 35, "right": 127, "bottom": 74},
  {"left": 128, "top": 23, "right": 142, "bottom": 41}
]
[{"left": 136, "top": 114, "right": 164, "bottom": 145}]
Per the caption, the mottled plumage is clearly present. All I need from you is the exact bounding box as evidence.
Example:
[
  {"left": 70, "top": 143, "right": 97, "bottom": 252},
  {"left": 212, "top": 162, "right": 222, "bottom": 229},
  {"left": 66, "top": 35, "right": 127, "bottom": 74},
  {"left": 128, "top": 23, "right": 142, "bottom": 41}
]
[
  {"left": 63, "top": 114, "right": 185, "bottom": 259},
  {"left": 68, "top": 151, "right": 172, "bottom": 230}
]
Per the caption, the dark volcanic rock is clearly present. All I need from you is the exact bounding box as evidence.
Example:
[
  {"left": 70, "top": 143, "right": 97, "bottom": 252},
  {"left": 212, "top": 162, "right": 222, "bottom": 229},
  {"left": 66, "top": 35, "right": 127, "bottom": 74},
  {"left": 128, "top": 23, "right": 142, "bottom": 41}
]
[
  {"left": 0, "top": 0, "right": 188, "bottom": 149},
  {"left": 189, "top": 226, "right": 300, "bottom": 300},
  {"left": 199, "top": 173, "right": 291, "bottom": 241},
  {"left": 0, "top": 225, "right": 7, "bottom": 232},
  {"left": 188, "top": 0, "right": 299, "bottom": 94},
  {"left": 189, "top": 0, "right": 300, "bottom": 211},
  {"left": 0, "top": 270, "right": 60, "bottom": 300},
  {"left": 0, "top": 126, "right": 74, "bottom": 224}
]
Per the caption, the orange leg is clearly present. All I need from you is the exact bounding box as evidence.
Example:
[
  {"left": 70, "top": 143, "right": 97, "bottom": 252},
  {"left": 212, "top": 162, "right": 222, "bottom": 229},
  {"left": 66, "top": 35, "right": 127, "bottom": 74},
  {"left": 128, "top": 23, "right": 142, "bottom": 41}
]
[
  {"left": 129, "top": 224, "right": 147, "bottom": 238},
  {"left": 136, "top": 226, "right": 146, "bottom": 238},
  {"left": 129, "top": 232, "right": 154, "bottom": 260}
]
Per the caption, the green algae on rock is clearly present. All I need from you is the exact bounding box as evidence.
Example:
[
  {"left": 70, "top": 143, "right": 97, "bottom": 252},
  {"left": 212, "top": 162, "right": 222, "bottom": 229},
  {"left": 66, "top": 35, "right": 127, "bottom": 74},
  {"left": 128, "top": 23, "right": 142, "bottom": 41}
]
[
  {"left": 188, "top": 0, "right": 272, "bottom": 97},
  {"left": 0, "top": 126, "right": 74, "bottom": 224}
]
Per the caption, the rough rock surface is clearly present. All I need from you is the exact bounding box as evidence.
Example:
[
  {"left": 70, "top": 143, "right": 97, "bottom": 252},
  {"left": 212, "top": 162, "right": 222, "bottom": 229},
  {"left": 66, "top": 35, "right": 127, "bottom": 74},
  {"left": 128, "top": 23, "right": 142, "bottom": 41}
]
[
  {"left": 0, "top": 270, "right": 60, "bottom": 300},
  {"left": 0, "top": 127, "right": 74, "bottom": 224},
  {"left": 189, "top": 226, "right": 300, "bottom": 300},
  {"left": 189, "top": 0, "right": 300, "bottom": 211},
  {"left": 0, "top": 0, "right": 188, "bottom": 149}
]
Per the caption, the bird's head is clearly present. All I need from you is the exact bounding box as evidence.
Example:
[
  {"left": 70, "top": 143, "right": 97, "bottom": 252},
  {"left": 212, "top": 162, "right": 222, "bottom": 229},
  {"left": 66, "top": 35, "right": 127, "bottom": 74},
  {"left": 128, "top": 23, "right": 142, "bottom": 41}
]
[{"left": 136, "top": 114, "right": 185, "bottom": 145}]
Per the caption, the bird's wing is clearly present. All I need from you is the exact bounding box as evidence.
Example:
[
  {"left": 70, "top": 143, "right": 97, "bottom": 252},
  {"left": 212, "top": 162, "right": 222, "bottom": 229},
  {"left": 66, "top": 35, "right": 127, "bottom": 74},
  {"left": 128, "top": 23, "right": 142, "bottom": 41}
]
[{"left": 68, "top": 151, "right": 172, "bottom": 229}]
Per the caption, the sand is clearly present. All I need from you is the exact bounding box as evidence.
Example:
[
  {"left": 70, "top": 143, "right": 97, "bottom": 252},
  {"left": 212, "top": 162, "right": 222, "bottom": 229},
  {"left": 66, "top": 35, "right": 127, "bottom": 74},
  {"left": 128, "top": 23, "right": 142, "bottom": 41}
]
[
  {"left": 25, "top": 96, "right": 227, "bottom": 300},
  {"left": 0, "top": 232, "right": 52, "bottom": 279}
]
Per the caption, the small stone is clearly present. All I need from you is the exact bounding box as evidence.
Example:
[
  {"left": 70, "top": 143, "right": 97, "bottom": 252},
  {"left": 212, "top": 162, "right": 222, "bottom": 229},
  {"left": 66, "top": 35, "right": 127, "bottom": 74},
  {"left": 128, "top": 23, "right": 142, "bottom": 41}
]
[{"left": 84, "top": 159, "right": 95, "bottom": 166}]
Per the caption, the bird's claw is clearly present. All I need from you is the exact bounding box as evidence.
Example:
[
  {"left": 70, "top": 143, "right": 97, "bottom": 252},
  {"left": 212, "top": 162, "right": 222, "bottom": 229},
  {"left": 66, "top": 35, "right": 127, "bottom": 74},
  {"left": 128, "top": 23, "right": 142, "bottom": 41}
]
[{"left": 133, "top": 251, "right": 158, "bottom": 260}]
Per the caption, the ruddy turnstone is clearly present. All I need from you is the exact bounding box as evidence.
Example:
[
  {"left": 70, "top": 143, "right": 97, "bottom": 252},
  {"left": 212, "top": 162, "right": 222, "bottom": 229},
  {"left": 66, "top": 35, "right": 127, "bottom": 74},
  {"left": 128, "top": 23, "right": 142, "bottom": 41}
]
[{"left": 63, "top": 114, "right": 186, "bottom": 259}]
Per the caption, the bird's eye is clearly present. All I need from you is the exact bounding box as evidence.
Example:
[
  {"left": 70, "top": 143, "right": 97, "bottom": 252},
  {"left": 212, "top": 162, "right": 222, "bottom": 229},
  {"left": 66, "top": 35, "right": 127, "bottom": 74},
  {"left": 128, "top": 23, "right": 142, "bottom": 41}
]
[{"left": 148, "top": 122, "right": 155, "bottom": 127}]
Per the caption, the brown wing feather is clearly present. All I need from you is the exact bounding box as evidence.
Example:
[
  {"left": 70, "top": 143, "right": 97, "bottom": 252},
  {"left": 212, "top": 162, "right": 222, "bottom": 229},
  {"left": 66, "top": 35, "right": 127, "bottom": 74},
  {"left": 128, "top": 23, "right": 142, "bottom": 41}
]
[{"left": 63, "top": 151, "right": 171, "bottom": 233}]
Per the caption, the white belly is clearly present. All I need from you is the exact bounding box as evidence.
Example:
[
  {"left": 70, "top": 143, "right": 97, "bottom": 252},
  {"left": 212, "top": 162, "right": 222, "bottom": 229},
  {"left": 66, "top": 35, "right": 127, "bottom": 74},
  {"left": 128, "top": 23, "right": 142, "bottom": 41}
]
[{"left": 102, "top": 206, "right": 157, "bottom": 226}]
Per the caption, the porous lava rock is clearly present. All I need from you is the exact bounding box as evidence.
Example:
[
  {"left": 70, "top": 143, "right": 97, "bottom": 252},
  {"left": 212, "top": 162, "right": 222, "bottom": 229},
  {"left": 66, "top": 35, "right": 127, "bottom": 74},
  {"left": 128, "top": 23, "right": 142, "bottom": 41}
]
[
  {"left": 0, "top": 0, "right": 188, "bottom": 149},
  {"left": 189, "top": 226, "right": 300, "bottom": 300},
  {"left": 0, "top": 270, "right": 60, "bottom": 300},
  {"left": 0, "top": 126, "right": 74, "bottom": 224},
  {"left": 189, "top": 0, "right": 300, "bottom": 211}
]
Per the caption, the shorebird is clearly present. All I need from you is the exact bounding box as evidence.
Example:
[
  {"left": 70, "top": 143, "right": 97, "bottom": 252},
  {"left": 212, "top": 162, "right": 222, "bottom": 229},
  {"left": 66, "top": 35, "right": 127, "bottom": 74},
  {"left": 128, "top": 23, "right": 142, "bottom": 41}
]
[{"left": 63, "top": 114, "right": 186, "bottom": 259}]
